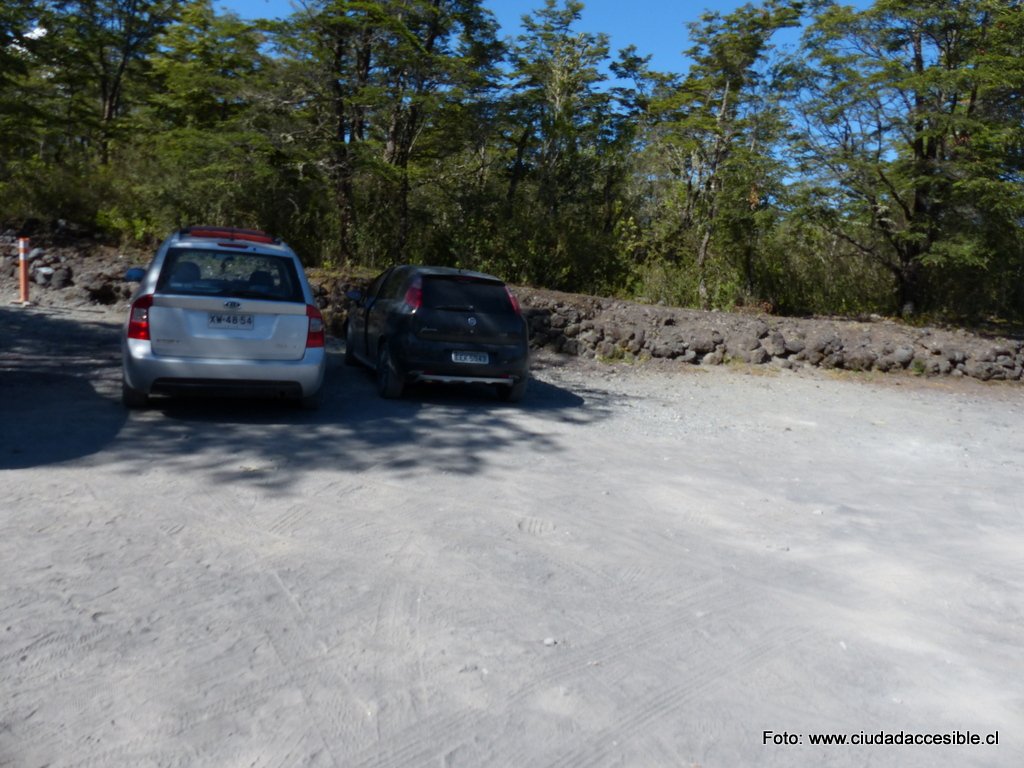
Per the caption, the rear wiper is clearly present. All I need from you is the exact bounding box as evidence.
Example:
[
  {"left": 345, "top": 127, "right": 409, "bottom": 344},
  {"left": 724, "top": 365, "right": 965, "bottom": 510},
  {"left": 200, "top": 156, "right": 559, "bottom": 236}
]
[{"left": 435, "top": 304, "right": 475, "bottom": 311}]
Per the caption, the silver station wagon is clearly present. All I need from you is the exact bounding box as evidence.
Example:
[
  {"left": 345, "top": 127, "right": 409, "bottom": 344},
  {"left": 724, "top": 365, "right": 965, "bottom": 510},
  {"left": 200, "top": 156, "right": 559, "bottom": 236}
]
[{"left": 121, "top": 226, "right": 327, "bottom": 409}]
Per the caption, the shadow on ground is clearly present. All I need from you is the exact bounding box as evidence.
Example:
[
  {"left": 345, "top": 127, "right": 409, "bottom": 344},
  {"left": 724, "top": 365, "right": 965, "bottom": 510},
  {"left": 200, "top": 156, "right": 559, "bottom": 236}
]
[
  {"left": 1, "top": 306, "right": 613, "bottom": 483},
  {"left": 0, "top": 306, "right": 125, "bottom": 469}
]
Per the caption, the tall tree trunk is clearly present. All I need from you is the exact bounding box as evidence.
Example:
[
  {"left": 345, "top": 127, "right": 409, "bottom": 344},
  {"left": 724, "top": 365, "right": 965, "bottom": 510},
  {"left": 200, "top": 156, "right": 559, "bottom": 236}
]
[
  {"left": 330, "top": 35, "right": 359, "bottom": 261},
  {"left": 696, "top": 226, "right": 712, "bottom": 309}
]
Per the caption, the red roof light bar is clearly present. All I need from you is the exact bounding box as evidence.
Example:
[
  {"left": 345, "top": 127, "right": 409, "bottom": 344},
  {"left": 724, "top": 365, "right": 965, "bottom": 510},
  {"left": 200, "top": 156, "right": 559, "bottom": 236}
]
[{"left": 182, "top": 226, "right": 278, "bottom": 245}]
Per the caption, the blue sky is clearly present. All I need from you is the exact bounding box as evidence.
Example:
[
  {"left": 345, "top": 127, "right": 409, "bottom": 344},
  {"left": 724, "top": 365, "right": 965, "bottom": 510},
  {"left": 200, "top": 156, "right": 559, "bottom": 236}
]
[{"left": 217, "top": 0, "right": 812, "bottom": 75}]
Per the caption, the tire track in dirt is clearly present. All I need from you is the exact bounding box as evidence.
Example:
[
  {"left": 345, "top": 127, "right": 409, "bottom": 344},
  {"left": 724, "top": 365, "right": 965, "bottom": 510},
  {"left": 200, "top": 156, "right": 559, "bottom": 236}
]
[
  {"left": 543, "top": 625, "right": 813, "bottom": 768},
  {"left": 341, "top": 579, "right": 757, "bottom": 768}
]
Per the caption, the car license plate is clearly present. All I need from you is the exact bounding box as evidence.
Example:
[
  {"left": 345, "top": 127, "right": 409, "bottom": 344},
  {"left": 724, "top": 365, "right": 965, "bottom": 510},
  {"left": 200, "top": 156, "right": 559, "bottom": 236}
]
[
  {"left": 452, "top": 351, "right": 488, "bottom": 364},
  {"left": 208, "top": 312, "right": 254, "bottom": 330}
]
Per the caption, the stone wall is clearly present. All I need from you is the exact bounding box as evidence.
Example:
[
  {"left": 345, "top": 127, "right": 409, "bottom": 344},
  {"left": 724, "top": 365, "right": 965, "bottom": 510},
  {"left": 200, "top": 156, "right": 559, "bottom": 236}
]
[
  {"left": 516, "top": 288, "right": 1024, "bottom": 383},
  {"left": 4, "top": 233, "right": 1021, "bottom": 385}
]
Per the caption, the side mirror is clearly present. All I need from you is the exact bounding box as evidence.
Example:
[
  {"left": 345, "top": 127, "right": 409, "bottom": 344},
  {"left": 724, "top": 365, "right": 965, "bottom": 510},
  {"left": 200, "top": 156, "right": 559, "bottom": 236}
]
[
  {"left": 345, "top": 288, "right": 363, "bottom": 303},
  {"left": 125, "top": 267, "right": 146, "bottom": 283}
]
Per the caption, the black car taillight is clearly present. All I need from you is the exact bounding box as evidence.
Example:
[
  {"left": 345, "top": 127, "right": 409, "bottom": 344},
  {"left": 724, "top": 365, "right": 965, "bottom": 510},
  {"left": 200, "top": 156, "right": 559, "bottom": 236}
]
[
  {"left": 505, "top": 286, "right": 522, "bottom": 316},
  {"left": 404, "top": 276, "right": 423, "bottom": 311},
  {"left": 127, "top": 294, "right": 154, "bottom": 340}
]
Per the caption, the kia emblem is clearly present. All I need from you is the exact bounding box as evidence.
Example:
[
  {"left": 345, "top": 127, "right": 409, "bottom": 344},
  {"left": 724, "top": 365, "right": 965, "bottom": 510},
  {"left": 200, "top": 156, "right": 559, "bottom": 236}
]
[{"left": 224, "top": 300, "right": 241, "bottom": 309}]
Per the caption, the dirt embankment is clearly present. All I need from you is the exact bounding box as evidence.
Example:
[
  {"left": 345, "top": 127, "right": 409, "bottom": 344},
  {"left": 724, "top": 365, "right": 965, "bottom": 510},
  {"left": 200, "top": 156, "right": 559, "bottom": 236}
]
[{"left": 4, "top": 232, "right": 1022, "bottom": 384}]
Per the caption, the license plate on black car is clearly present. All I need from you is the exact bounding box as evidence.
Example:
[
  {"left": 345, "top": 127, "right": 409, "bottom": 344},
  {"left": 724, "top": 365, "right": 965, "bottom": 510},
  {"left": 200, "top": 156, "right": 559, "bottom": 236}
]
[{"left": 452, "top": 351, "right": 488, "bottom": 364}]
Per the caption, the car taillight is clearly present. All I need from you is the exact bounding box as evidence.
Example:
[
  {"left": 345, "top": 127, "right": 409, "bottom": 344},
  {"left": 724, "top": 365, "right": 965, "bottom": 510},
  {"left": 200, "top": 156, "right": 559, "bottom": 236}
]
[
  {"left": 127, "top": 294, "right": 154, "bottom": 340},
  {"left": 506, "top": 286, "right": 522, "bottom": 316},
  {"left": 403, "top": 277, "right": 423, "bottom": 311},
  {"left": 306, "top": 304, "right": 325, "bottom": 348}
]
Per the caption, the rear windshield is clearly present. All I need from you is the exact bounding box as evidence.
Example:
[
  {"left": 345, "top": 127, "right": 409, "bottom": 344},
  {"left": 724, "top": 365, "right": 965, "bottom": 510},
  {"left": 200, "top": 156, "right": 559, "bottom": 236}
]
[
  {"left": 157, "top": 248, "right": 304, "bottom": 302},
  {"left": 422, "top": 277, "right": 513, "bottom": 314}
]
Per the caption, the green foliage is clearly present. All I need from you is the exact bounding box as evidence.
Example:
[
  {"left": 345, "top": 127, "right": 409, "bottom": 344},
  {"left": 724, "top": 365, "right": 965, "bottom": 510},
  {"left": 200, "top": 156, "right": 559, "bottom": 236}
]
[
  {"left": 0, "top": 0, "right": 1021, "bottom": 323},
  {"left": 794, "top": 0, "right": 1024, "bottom": 317}
]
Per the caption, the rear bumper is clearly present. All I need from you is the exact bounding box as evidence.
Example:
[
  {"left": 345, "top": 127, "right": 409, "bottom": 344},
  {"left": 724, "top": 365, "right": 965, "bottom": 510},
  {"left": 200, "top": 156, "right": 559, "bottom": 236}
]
[
  {"left": 395, "top": 335, "right": 529, "bottom": 384},
  {"left": 123, "top": 338, "right": 326, "bottom": 397}
]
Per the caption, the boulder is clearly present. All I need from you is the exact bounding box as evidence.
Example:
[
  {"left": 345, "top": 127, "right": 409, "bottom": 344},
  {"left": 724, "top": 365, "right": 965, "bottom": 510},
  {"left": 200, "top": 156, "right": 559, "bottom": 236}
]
[
  {"left": 726, "top": 333, "right": 761, "bottom": 358},
  {"left": 844, "top": 347, "right": 877, "bottom": 372},
  {"left": 687, "top": 330, "right": 721, "bottom": 355},
  {"left": 762, "top": 330, "right": 787, "bottom": 357}
]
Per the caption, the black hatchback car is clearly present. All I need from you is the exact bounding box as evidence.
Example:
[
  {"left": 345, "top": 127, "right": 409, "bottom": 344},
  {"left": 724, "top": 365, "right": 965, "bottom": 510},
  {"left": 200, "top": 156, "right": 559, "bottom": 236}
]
[{"left": 344, "top": 266, "right": 530, "bottom": 401}]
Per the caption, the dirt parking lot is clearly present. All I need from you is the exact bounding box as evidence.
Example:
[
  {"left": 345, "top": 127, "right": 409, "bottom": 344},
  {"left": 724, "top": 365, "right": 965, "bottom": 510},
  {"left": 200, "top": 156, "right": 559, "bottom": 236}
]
[{"left": 1, "top": 304, "right": 1022, "bottom": 767}]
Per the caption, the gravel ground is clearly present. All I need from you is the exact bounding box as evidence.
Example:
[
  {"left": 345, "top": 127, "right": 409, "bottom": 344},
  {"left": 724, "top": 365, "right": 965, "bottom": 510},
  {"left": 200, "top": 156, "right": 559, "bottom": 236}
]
[{"left": 1, "top": 303, "right": 1022, "bottom": 768}]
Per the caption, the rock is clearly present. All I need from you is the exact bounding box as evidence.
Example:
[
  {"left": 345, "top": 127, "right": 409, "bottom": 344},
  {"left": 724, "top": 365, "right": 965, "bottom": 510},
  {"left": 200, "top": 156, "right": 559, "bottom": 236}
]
[
  {"left": 874, "top": 354, "right": 899, "bottom": 372},
  {"left": 50, "top": 266, "right": 73, "bottom": 289},
  {"left": 963, "top": 361, "right": 998, "bottom": 381},
  {"left": 702, "top": 349, "right": 724, "bottom": 366},
  {"left": 762, "top": 331, "right": 787, "bottom": 357},
  {"left": 748, "top": 347, "right": 770, "bottom": 365},
  {"left": 604, "top": 323, "right": 629, "bottom": 343},
  {"left": 726, "top": 334, "right": 761, "bottom": 357},
  {"left": 975, "top": 347, "right": 998, "bottom": 363},
  {"left": 844, "top": 347, "right": 877, "bottom": 372},
  {"left": 33, "top": 266, "right": 54, "bottom": 286},
  {"left": 820, "top": 351, "right": 845, "bottom": 369},
  {"left": 891, "top": 346, "right": 915, "bottom": 367},
  {"left": 924, "top": 358, "right": 952, "bottom": 375},
  {"left": 649, "top": 329, "right": 688, "bottom": 359},
  {"left": 806, "top": 332, "right": 840, "bottom": 356},
  {"left": 687, "top": 330, "right": 719, "bottom": 355}
]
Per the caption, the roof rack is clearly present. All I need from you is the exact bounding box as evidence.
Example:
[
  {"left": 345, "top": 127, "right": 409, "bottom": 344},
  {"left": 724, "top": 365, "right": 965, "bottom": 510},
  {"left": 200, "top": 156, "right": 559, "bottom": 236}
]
[{"left": 180, "top": 226, "right": 279, "bottom": 245}]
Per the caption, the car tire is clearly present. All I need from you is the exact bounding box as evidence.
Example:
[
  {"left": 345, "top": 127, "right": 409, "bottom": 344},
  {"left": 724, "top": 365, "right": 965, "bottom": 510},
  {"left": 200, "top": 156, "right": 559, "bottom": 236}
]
[
  {"left": 377, "top": 344, "right": 404, "bottom": 399},
  {"left": 497, "top": 378, "right": 528, "bottom": 403},
  {"left": 344, "top": 322, "right": 358, "bottom": 367},
  {"left": 122, "top": 379, "right": 148, "bottom": 409}
]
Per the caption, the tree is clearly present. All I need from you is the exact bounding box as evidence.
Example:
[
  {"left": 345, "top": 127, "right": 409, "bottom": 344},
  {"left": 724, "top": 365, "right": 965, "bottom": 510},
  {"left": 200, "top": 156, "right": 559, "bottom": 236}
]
[
  {"left": 794, "top": 0, "right": 1024, "bottom": 317},
  {"left": 39, "top": 0, "right": 181, "bottom": 163},
  {"left": 279, "top": 0, "right": 502, "bottom": 264},
  {"left": 97, "top": 1, "right": 292, "bottom": 241},
  {"left": 0, "top": 0, "right": 45, "bottom": 173},
  {"left": 499, "top": 0, "right": 630, "bottom": 289},
  {"left": 638, "top": 0, "right": 802, "bottom": 309},
  {"left": 147, "top": 0, "right": 265, "bottom": 128}
]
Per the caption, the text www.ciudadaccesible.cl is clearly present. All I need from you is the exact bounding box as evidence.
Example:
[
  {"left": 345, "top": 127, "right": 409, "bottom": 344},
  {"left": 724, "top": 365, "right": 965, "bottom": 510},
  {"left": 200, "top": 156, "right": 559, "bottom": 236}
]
[{"left": 763, "top": 729, "right": 999, "bottom": 747}]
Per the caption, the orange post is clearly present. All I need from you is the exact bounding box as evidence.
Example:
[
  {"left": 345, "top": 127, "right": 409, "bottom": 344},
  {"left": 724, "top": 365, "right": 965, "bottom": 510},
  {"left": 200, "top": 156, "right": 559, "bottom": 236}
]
[{"left": 18, "top": 237, "right": 30, "bottom": 304}]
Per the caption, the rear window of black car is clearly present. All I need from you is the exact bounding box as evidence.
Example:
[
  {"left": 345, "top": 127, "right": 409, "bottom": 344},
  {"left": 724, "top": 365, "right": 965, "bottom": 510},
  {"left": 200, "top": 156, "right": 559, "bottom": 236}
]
[
  {"left": 422, "top": 276, "right": 513, "bottom": 314},
  {"left": 157, "top": 248, "right": 304, "bottom": 302}
]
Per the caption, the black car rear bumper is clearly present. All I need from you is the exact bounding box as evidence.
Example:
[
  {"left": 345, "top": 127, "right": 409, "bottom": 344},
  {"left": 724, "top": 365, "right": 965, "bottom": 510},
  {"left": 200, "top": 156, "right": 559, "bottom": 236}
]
[{"left": 394, "top": 335, "right": 529, "bottom": 383}]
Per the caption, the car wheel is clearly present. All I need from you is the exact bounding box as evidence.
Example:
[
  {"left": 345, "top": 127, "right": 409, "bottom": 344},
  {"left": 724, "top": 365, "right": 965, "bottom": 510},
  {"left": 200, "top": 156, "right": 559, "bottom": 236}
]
[
  {"left": 497, "top": 378, "right": 527, "bottom": 403},
  {"left": 122, "top": 379, "right": 148, "bottom": 409},
  {"left": 344, "top": 322, "right": 358, "bottom": 367},
  {"left": 377, "top": 344, "right": 404, "bottom": 399}
]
